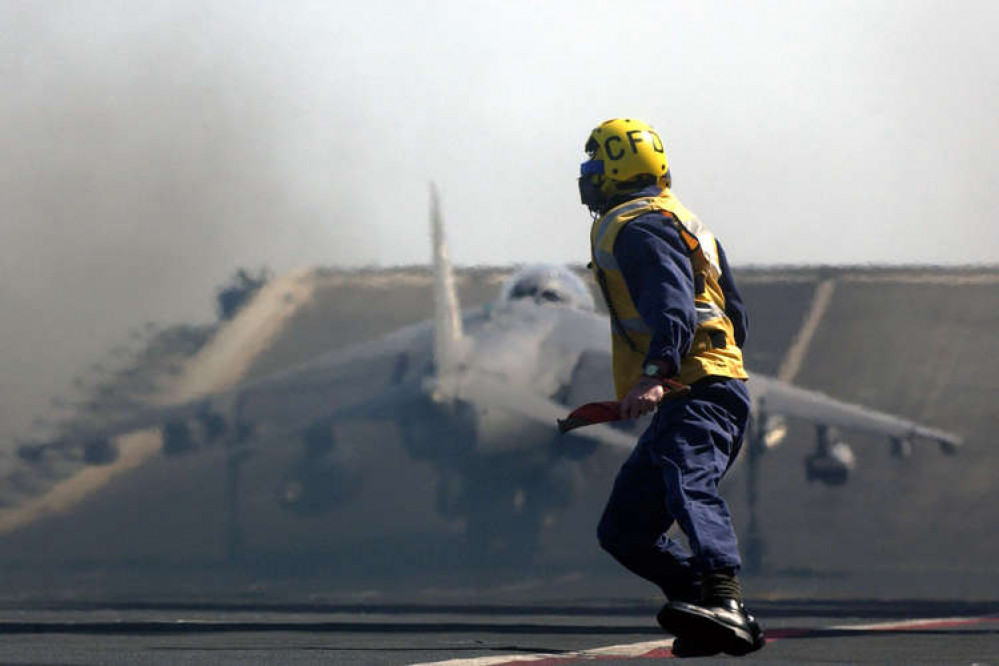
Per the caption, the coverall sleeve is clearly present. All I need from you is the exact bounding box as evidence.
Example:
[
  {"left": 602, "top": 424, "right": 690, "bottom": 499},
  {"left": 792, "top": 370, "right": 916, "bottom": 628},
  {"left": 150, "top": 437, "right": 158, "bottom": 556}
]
[
  {"left": 716, "top": 241, "right": 749, "bottom": 348},
  {"left": 612, "top": 216, "right": 697, "bottom": 377}
]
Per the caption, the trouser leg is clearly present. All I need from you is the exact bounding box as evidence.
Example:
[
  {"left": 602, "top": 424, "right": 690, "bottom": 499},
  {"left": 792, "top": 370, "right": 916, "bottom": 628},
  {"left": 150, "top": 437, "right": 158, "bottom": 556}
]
[
  {"left": 598, "top": 379, "right": 750, "bottom": 592},
  {"left": 597, "top": 441, "right": 698, "bottom": 601},
  {"left": 651, "top": 380, "right": 749, "bottom": 573}
]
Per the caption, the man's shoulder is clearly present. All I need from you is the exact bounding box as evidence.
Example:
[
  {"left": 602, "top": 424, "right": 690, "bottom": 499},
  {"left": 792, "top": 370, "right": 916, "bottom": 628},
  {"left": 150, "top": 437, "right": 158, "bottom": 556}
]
[
  {"left": 613, "top": 211, "right": 688, "bottom": 265},
  {"left": 618, "top": 211, "right": 684, "bottom": 245}
]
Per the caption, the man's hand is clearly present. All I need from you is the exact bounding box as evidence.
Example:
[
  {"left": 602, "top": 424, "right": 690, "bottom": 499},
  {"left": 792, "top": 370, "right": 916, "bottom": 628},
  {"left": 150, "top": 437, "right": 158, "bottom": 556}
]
[{"left": 620, "top": 376, "right": 666, "bottom": 420}]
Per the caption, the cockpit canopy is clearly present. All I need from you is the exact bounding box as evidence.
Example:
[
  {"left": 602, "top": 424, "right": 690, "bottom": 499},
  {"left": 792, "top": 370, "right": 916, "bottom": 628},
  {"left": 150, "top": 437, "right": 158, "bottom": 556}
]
[{"left": 498, "top": 265, "right": 595, "bottom": 311}]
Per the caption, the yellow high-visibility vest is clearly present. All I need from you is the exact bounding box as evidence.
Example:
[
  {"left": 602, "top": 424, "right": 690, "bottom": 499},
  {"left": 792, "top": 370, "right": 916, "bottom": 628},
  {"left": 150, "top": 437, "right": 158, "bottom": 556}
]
[{"left": 590, "top": 189, "right": 748, "bottom": 399}]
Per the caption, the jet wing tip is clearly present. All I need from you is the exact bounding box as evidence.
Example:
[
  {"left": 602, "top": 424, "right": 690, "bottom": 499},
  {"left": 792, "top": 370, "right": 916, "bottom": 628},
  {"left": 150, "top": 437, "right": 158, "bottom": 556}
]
[{"left": 937, "top": 436, "right": 962, "bottom": 455}]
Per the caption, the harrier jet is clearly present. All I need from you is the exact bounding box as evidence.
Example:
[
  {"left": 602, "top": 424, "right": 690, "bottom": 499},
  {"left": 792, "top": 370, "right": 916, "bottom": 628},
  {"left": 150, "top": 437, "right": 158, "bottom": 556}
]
[{"left": 15, "top": 185, "right": 962, "bottom": 569}]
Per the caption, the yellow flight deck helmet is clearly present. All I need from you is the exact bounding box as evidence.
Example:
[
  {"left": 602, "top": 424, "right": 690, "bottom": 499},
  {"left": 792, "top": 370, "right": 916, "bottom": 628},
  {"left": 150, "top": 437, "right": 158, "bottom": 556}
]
[{"left": 579, "top": 118, "right": 670, "bottom": 213}]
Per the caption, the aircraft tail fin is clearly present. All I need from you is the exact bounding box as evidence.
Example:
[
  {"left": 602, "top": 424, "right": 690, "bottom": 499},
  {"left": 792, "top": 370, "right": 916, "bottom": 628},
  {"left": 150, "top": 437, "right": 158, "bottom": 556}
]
[{"left": 430, "top": 183, "right": 464, "bottom": 373}]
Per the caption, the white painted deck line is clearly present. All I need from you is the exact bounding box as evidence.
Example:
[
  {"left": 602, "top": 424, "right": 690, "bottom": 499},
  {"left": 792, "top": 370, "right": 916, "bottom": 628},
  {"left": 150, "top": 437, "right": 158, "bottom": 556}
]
[
  {"left": 777, "top": 278, "right": 837, "bottom": 383},
  {"left": 829, "top": 615, "right": 999, "bottom": 632},
  {"left": 409, "top": 638, "right": 675, "bottom": 665}
]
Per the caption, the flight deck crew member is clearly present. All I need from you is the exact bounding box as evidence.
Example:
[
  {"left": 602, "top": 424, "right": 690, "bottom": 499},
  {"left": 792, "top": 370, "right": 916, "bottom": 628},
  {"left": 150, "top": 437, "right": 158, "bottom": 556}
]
[{"left": 579, "top": 118, "right": 765, "bottom": 657}]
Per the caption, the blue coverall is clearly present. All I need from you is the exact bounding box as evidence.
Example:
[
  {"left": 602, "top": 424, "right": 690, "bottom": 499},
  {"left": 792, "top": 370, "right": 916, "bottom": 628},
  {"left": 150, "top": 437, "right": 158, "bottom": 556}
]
[{"left": 595, "top": 191, "right": 751, "bottom": 600}]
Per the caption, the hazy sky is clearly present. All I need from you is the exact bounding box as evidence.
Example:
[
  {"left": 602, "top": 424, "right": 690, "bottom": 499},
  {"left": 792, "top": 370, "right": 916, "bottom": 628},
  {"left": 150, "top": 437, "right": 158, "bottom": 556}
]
[{"left": 2, "top": 0, "right": 998, "bottom": 440}]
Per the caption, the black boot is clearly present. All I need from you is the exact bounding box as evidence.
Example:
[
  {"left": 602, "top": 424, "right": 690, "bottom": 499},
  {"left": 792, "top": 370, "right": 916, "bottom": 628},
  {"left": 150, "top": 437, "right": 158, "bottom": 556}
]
[
  {"left": 658, "top": 598, "right": 764, "bottom": 656},
  {"left": 656, "top": 570, "right": 764, "bottom": 656}
]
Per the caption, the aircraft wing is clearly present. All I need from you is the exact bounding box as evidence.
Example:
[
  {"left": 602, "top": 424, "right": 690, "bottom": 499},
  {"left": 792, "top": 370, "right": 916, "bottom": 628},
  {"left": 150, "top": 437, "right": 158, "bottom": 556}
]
[
  {"left": 749, "top": 373, "right": 962, "bottom": 453},
  {"left": 231, "top": 319, "right": 438, "bottom": 427},
  {"left": 24, "top": 312, "right": 482, "bottom": 459},
  {"left": 455, "top": 371, "right": 637, "bottom": 451}
]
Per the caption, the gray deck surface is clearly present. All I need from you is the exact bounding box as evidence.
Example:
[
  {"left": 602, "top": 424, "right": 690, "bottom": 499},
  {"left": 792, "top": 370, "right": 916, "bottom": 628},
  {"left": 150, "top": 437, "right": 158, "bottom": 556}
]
[{"left": 0, "top": 600, "right": 995, "bottom": 665}]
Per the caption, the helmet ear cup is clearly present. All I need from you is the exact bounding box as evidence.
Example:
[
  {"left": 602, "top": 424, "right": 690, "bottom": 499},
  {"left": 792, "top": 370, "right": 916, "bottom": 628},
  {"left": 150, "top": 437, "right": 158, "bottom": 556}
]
[
  {"left": 578, "top": 174, "right": 606, "bottom": 211},
  {"left": 579, "top": 155, "right": 609, "bottom": 212}
]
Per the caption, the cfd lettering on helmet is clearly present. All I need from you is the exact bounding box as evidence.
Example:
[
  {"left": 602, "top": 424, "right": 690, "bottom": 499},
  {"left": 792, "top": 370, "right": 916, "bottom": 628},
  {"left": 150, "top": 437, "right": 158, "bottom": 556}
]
[
  {"left": 604, "top": 136, "right": 625, "bottom": 160},
  {"left": 604, "top": 130, "right": 665, "bottom": 160}
]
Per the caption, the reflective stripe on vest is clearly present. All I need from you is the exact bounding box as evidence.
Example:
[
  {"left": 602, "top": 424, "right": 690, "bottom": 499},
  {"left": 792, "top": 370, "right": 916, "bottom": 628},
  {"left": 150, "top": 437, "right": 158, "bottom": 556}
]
[
  {"left": 696, "top": 301, "right": 727, "bottom": 323},
  {"left": 591, "top": 199, "right": 651, "bottom": 272},
  {"left": 619, "top": 302, "right": 726, "bottom": 334}
]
